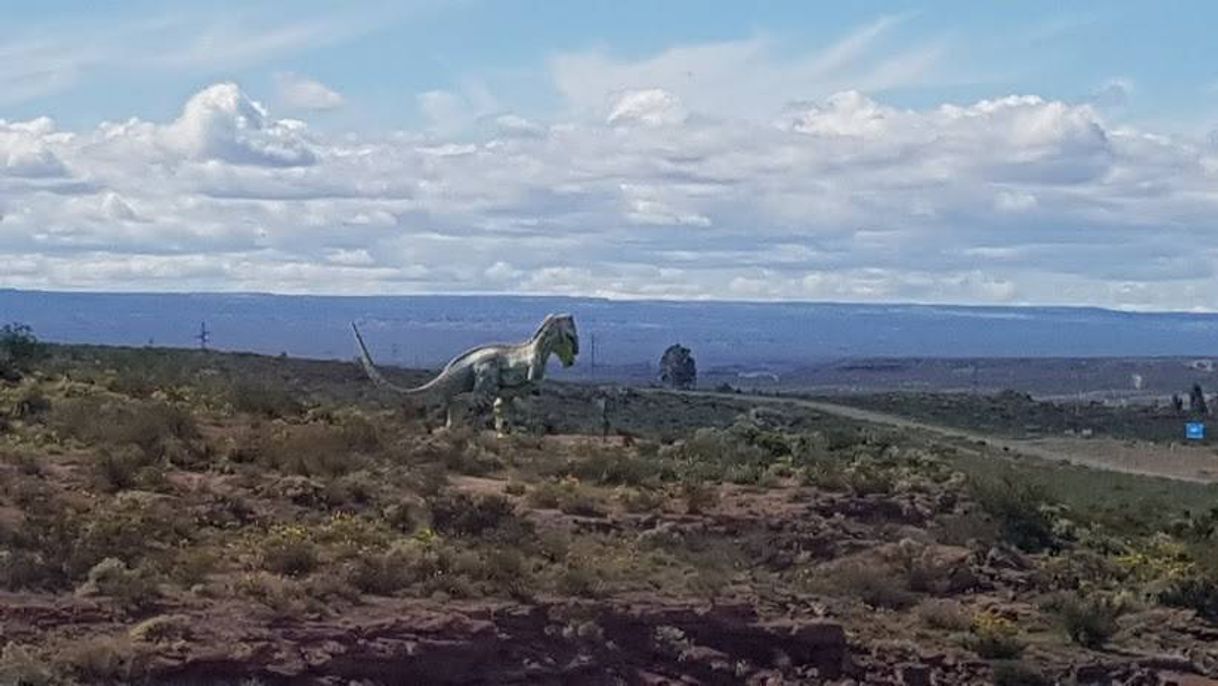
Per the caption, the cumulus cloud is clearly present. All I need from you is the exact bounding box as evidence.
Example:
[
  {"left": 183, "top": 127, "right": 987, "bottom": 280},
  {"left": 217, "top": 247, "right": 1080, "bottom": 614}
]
[
  {"left": 1, "top": 118, "right": 69, "bottom": 177},
  {"left": 3, "top": 75, "right": 1218, "bottom": 310},
  {"left": 274, "top": 73, "right": 345, "bottom": 111},
  {"left": 161, "top": 83, "right": 316, "bottom": 166},
  {"left": 607, "top": 89, "right": 688, "bottom": 127}
]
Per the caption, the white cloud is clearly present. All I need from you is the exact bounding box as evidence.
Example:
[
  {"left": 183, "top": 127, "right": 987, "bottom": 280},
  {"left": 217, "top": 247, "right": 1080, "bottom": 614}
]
[
  {"left": 4, "top": 70, "right": 1218, "bottom": 310},
  {"left": 607, "top": 89, "right": 688, "bottom": 127},
  {"left": 1090, "top": 78, "right": 1133, "bottom": 107},
  {"left": 549, "top": 15, "right": 951, "bottom": 120},
  {"left": 1, "top": 117, "right": 69, "bottom": 177},
  {"left": 275, "top": 73, "right": 345, "bottom": 111},
  {"left": 162, "top": 83, "right": 316, "bottom": 166}
]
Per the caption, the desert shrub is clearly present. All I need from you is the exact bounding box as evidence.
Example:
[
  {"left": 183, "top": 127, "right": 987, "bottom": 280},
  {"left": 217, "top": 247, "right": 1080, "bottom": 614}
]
[
  {"left": 917, "top": 598, "right": 972, "bottom": 631},
  {"left": 57, "top": 635, "right": 145, "bottom": 683},
  {"left": 480, "top": 547, "right": 533, "bottom": 599},
  {"left": 257, "top": 525, "right": 319, "bottom": 576},
  {"left": 526, "top": 478, "right": 607, "bottom": 517},
  {"left": 76, "top": 495, "right": 195, "bottom": 572},
  {"left": 91, "top": 446, "right": 162, "bottom": 493},
  {"left": 129, "top": 614, "right": 193, "bottom": 644},
  {"left": 0, "top": 643, "right": 53, "bottom": 686},
  {"left": 382, "top": 498, "right": 429, "bottom": 533},
  {"left": 885, "top": 539, "right": 976, "bottom": 594},
  {"left": 51, "top": 397, "right": 201, "bottom": 463},
  {"left": 230, "top": 381, "right": 303, "bottom": 418},
  {"left": 963, "top": 611, "right": 1024, "bottom": 659},
  {"left": 1035, "top": 549, "right": 1124, "bottom": 592},
  {"left": 971, "top": 477, "right": 1059, "bottom": 552},
  {"left": 556, "top": 557, "right": 604, "bottom": 598},
  {"left": 13, "top": 386, "right": 51, "bottom": 419},
  {"left": 801, "top": 456, "right": 849, "bottom": 491},
  {"left": 679, "top": 426, "right": 771, "bottom": 478},
  {"left": 842, "top": 460, "right": 896, "bottom": 496},
  {"left": 323, "top": 470, "right": 381, "bottom": 508},
  {"left": 75, "top": 557, "right": 162, "bottom": 611},
  {"left": 569, "top": 445, "right": 665, "bottom": 487},
  {"left": 679, "top": 479, "right": 718, "bottom": 515},
  {"left": 2, "top": 492, "right": 193, "bottom": 590},
  {"left": 429, "top": 492, "right": 519, "bottom": 537},
  {"left": 991, "top": 661, "right": 1051, "bottom": 686},
  {"left": 253, "top": 423, "right": 365, "bottom": 478},
  {"left": 233, "top": 571, "right": 308, "bottom": 616},
  {"left": 526, "top": 480, "right": 563, "bottom": 509},
  {"left": 346, "top": 540, "right": 428, "bottom": 595},
  {"left": 823, "top": 560, "right": 916, "bottom": 609},
  {"left": 1056, "top": 592, "right": 1125, "bottom": 648},
  {"left": 408, "top": 430, "right": 502, "bottom": 476},
  {"left": 315, "top": 512, "right": 396, "bottom": 556},
  {"left": 168, "top": 546, "right": 220, "bottom": 587},
  {"left": 618, "top": 487, "right": 666, "bottom": 513},
  {"left": 1157, "top": 573, "right": 1218, "bottom": 621},
  {"left": 404, "top": 462, "right": 450, "bottom": 497}
]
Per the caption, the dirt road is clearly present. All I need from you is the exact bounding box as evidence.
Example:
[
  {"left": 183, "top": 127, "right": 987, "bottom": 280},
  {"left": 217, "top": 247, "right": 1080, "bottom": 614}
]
[{"left": 652, "top": 389, "right": 1218, "bottom": 484}]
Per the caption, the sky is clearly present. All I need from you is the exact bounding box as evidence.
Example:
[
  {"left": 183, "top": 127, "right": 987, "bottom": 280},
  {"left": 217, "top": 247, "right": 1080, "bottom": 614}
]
[{"left": 4, "top": 1, "right": 1218, "bottom": 310}]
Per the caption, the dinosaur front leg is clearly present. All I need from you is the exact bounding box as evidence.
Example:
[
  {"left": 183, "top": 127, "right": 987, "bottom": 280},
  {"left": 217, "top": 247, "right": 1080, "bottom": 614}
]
[{"left": 493, "top": 396, "right": 510, "bottom": 437}]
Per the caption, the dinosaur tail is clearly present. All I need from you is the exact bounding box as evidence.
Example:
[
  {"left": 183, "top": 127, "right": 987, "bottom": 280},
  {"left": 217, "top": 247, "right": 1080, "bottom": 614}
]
[{"left": 351, "top": 322, "right": 430, "bottom": 397}]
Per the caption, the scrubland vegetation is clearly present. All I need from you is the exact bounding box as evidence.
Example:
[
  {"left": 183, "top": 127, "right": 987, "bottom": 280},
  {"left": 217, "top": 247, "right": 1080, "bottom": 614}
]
[{"left": 1, "top": 336, "right": 1217, "bottom": 683}]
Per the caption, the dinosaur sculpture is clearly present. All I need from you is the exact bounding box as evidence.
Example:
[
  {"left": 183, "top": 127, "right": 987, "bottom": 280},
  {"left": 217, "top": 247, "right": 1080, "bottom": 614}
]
[{"left": 351, "top": 314, "right": 579, "bottom": 435}]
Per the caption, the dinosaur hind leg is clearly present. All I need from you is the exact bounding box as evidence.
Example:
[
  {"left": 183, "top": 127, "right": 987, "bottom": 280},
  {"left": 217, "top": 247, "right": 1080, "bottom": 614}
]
[{"left": 493, "top": 396, "right": 510, "bottom": 437}]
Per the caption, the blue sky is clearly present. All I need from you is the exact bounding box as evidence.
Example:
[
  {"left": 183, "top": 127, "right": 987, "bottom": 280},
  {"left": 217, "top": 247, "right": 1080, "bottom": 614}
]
[
  {"left": 3, "top": 2, "right": 1218, "bottom": 309},
  {"left": 8, "top": 1, "right": 1218, "bottom": 132}
]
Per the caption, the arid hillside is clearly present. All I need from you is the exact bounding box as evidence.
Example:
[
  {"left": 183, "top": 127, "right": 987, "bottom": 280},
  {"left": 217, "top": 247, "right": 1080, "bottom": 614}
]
[{"left": 2, "top": 344, "right": 1218, "bottom": 684}]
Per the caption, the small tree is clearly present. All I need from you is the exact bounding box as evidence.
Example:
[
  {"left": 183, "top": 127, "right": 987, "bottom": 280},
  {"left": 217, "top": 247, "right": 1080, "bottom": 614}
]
[
  {"left": 0, "top": 323, "right": 46, "bottom": 380},
  {"left": 659, "top": 344, "right": 696, "bottom": 390}
]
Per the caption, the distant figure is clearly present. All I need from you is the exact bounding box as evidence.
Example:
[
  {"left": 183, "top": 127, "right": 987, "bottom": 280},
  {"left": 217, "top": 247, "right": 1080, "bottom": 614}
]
[
  {"left": 597, "top": 395, "right": 610, "bottom": 441},
  {"left": 1191, "top": 383, "right": 1209, "bottom": 416}
]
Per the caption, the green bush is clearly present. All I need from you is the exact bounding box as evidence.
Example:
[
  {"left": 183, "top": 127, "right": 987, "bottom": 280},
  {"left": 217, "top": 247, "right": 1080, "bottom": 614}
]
[
  {"left": 1158, "top": 573, "right": 1218, "bottom": 621},
  {"left": 971, "top": 477, "right": 1059, "bottom": 552},
  {"left": 258, "top": 525, "right": 319, "bottom": 577},
  {"left": 230, "top": 381, "right": 304, "bottom": 418},
  {"left": 74, "top": 557, "right": 162, "bottom": 611},
  {"left": 1057, "top": 593, "right": 1124, "bottom": 648},
  {"left": 429, "top": 492, "right": 519, "bottom": 537},
  {"left": 964, "top": 612, "right": 1025, "bottom": 659},
  {"left": 824, "top": 560, "right": 916, "bottom": 610}
]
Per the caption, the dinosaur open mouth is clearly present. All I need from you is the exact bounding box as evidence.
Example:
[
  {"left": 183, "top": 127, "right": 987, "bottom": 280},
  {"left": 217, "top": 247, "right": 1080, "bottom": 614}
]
[{"left": 556, "top": 336, "right": 577, "bottom": 367}]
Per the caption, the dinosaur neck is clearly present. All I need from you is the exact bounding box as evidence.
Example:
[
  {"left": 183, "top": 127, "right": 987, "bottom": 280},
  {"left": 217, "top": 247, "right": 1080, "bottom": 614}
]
[{"left": 529, "top": 327, "right": 554, "bottom": 380}]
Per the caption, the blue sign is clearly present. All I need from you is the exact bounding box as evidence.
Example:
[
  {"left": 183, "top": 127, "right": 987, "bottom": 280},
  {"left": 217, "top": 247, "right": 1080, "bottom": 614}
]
[{"left": 1186, "top": 422, "right": 1206, "bottom": 440}]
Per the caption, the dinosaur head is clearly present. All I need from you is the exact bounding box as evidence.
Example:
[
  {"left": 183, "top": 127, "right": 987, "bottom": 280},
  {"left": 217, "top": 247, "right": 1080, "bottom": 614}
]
[{"left": 543, "top": 313, "right": 579, "bottom": 367}]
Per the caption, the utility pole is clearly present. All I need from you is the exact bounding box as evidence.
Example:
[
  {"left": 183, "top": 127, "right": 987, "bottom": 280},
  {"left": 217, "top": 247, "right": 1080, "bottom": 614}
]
[
  {"left": 196, "top": 321, "right": 211, "bottom": 351},
  {"left": 589, "top": 332, "right": 597, "bottom": 378}
]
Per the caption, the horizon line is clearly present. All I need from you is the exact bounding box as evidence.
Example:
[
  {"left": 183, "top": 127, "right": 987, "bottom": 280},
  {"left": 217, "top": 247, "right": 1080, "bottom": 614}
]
[{"left": 3, "top": 286, "right": 1214, "bottom": 317}]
